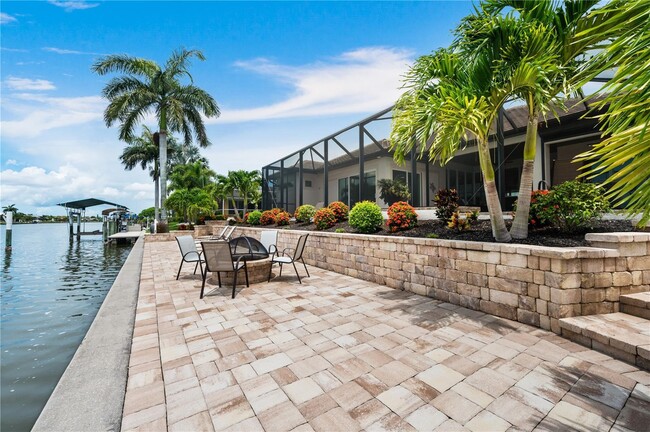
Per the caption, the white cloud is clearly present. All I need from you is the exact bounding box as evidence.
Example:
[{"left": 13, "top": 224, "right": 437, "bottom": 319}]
[
  {"left": 1, "top": 47, "right": 27, "bottom": 52},
  {"left": 48, "top": 1, "right": 99, "bottom": 11},
  {"left": 1, "top": 93, "right": 104, "bottom": 138},
  {"left": 5, "top": 76, "right": 56, "bottom": 91},
  {"left": 6, "top": 160, "right": 18, "bottom": 166},
  {"left": 42, "top": 46, "right": 101, "bottom": 55},
  {"left": 215, "top": 47, "right": 413, "bottom": 124},
  {"left": 1, "top": 13, "right": 17, "bottom": 24}
]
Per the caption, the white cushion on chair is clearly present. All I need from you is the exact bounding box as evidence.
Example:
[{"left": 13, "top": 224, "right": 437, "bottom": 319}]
[{"left": 272, "top": 256, "right": 293, "bottom": 264}]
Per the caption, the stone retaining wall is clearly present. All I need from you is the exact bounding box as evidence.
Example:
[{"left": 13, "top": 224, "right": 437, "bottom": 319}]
[{"left": 233, "top": 226, "right": 650, "bottom": 334}]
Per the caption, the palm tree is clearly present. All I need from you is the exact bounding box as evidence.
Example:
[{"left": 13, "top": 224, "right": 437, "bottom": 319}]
[
  {"left": 230, "top": 170, "right": 262, "bottom": 217},
  {"left": 575, "top": 0, "right": 650, "bottom": 227},
  {"left": 92, "top": 48, "right": 220, "bottom": 221},
  {"left": 391, "top": 48, "right": 514, "bottom": 241},
  {"left": 2, "top": 204, "right": 18, "bottom": 213},
  {"left": 165, "top": 188, "right": 216, "bottom": 223},
  {"left": 210, "top": 176, "right": 231, "bottom": 217},
  {"left": 471, "top": 0, "right": 598, "bottom": 238},
  {"left": 169, "top": 161, "right": 216, "bottom": 192},
  {"left": 170, "top": 142, "right": 208, "bottom": 166},
  {"left": 215, "top": 173, "right": 239, "bottom": 218},
  {"left": 120, "top": 126, "right": 184, "bottom": 221}
]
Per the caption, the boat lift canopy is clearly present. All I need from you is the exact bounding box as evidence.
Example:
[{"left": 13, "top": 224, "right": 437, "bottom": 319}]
[
  {"left": 57, "top": 198, "right": 128, "bottom": 211},
  {"left": 57, "top": 198, "right": 129, "bottom": 238}
]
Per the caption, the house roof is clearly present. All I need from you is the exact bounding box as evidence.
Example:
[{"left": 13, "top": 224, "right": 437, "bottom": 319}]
[
  {"left": 57, "top": 198, "right": 128, "bottom": 210},
  {"left": 264, "top": 95, "right": 606, "bottom": 172}
]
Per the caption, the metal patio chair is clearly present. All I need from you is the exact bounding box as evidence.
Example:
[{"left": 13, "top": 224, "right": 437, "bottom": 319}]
[
  {"left": 211, "top": 224, "right": 236, "bottom": 241},
  {"left": 175, "top": 235, "right": 204, "bottom": 280},
  {"left": 268, "top": 234, "right": 309, "bottom": 284},
  {"left": 260, "top": 230, "right": 278, "bottom": 256},
  {"left": 200, "top": 241, "right": 249, "bottom": 299}
]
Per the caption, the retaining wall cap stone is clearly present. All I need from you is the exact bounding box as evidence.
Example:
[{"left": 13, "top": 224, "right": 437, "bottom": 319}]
[{"left": 586, "top": 232, "right": 649, "bottom": 243}]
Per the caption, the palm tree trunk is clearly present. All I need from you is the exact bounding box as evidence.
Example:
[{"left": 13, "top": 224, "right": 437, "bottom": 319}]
[
  {"left": 478, "top": 139, "right": 511, "bottom": 242},
  {"left": 230, "top": 197, "right": 240, "bottom": 219},
  {"left": 154, "top": 176, "right": 160, "bottom": 222},
  {"left": 510, "top": 117, "right": 538, "bottom": 239},
  {"left": 153, "top": 159, "right": 160, "bottom": 222},
  {"left": 159, "top": 131, "right": 168, "bottom": 221}
]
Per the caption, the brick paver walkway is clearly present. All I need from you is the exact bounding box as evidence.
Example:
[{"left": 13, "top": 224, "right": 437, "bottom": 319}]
[{"left": 122, "top": 241, "right": 650, "bottom": 431}]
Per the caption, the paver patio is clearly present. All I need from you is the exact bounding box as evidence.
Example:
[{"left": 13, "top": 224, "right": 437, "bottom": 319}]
[{"left": 122, "top": 240, "right": 650, "bottom": 431}]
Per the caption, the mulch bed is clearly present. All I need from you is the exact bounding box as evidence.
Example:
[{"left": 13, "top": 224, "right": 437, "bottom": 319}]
[{"left": 250, "top": 219, "right": 642, "bottom": 248}]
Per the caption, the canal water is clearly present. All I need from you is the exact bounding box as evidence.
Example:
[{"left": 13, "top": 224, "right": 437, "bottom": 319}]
[{"left": 0, "top": 223, "right": 132, "bottom": 431}]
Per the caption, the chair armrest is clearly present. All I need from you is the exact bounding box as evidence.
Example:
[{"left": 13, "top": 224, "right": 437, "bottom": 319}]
[
  {"left": 268, "top": 244, "right": 277, "bottom": 255},
  {"left": 235, "top": 255, "right": 246, "bottom": 268},
  {"left": 281, "top": 247, "right": 295, "bottom": 257}
]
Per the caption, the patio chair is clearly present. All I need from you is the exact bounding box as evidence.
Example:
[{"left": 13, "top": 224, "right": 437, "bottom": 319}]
[
  {"left": 200, "top": 241, "right": 249, "bottom": 299},
  {"left": 260, "top": 230, "right": 278, "bottom": 255},
  {"left": 212, "top": 225, "right": 228, "bottom": 239},
  {"left": 175, "top": 235, "right": 204, "bottom": 280},
  {"left": 211, "top": 224, "right": 236, "bottom": 241},
  {"left": 268, "top": 234, "right": 309, "bottom": 284}
]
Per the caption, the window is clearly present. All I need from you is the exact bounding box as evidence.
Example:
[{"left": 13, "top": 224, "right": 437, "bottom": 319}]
[
  {"left": 338, "top": 178, "right": 348, "bottom": 205},
  {"left": 338, "top": 171, "right": 376, "bottom": 207},
  {"left": 305, "top": 180, "right": 312, "bottom": 187},
  {"left": 393, "top": 170, "right": 420, "bottom": 206}
]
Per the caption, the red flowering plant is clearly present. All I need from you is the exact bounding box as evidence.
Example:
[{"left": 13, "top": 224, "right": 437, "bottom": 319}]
[
  {"left": 529, "top": 189, "right": 551, "bottom": 228},
  {"left": 328, "top": 201, "right": 349, "bottom": 222},
  {"left": 275, "top": 211, "right": 291, "bottom": 226},
  {"left": 260, "top": 210, "right": 276, "bottom": 225},
  {"left": 387, "top": 201, "right": 418, "bottom": 232},
  {"left": 314, "top": 207, "right": 337, "bottom": 230}
]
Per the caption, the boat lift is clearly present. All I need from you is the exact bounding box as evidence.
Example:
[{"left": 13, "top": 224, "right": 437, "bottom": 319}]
[{"left": 57, "top": 198, "right": 129, "bottom": 241}]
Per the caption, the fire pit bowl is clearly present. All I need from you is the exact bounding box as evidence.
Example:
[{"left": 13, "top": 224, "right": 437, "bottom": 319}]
[
  {"left": 207, "top": 236, "right": 272, "bottom": 286},
  {"left": 229, "top": 236, "right": 270, "bottom": 261}
]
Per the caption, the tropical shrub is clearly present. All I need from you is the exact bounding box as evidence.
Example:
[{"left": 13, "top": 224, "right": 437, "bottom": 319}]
[
  {"left": 387, "top": 201, "right": 418, "bottom": 232},
  {"left": 314, "top": 208, "right": 337, "bottom": 230},
  {"left": 514, "top": 190, "right": 551, "bottom": 228},
  {"left": 247, "top": 210, "right": 262, "bottom": 225},
  {"left": 533, "top": 181, "right": 610, "bottom": 232},
  {"left": 349, "top": 201, "right": 384, "bottom": 233},
  {"left": 433, "top": 189, "right": 459, "bottom": 223},
  {"left": 260, "top": 210, "right": 276, "bottom": 226},
  {"left": 294, "top": 205, "right": 316, "bottom": 223},
  {"left": 447, "top": 212, "right": 471, "bottom": 231},
  {"left": 378, "top": 179, "right": 411, "bottom": 206},
  {"left": 275, "top": 211, "right": 291, "bottom": 226},
  {"left": 156, "top": 221, "right": 169, "bottom": 234},
  {"left": 328, "top": 201, "right": 349, "bottom": 222}
]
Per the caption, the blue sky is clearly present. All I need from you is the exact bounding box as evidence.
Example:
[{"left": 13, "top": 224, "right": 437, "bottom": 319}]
[{"left": 1, "top": 0, "right": 475, "bottom": 215}]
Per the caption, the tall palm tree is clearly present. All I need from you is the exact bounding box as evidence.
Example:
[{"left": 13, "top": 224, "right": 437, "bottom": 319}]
[
  {"left": 92, "top": 48, "right": 220, "bottom": 221},
  {"left": 575, "top": 0, "right": 650, "bottom": 226},
  {"left": 392, "top": 48, "right": 518, "bottom": 241},
  {"left": 119, "top": 126, "right": 181, "bottom": 221},
  {"left": 471, "top": 0, "right": 598, "bottom": 238}
]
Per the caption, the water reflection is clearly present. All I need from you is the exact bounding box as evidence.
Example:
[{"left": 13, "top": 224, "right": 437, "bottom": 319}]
[
  {"left": 0, "top": 223, "right": 131, "bottom": 431},
  {"left": 3, "top": 247, "right": 12, "bottom": 290}
]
